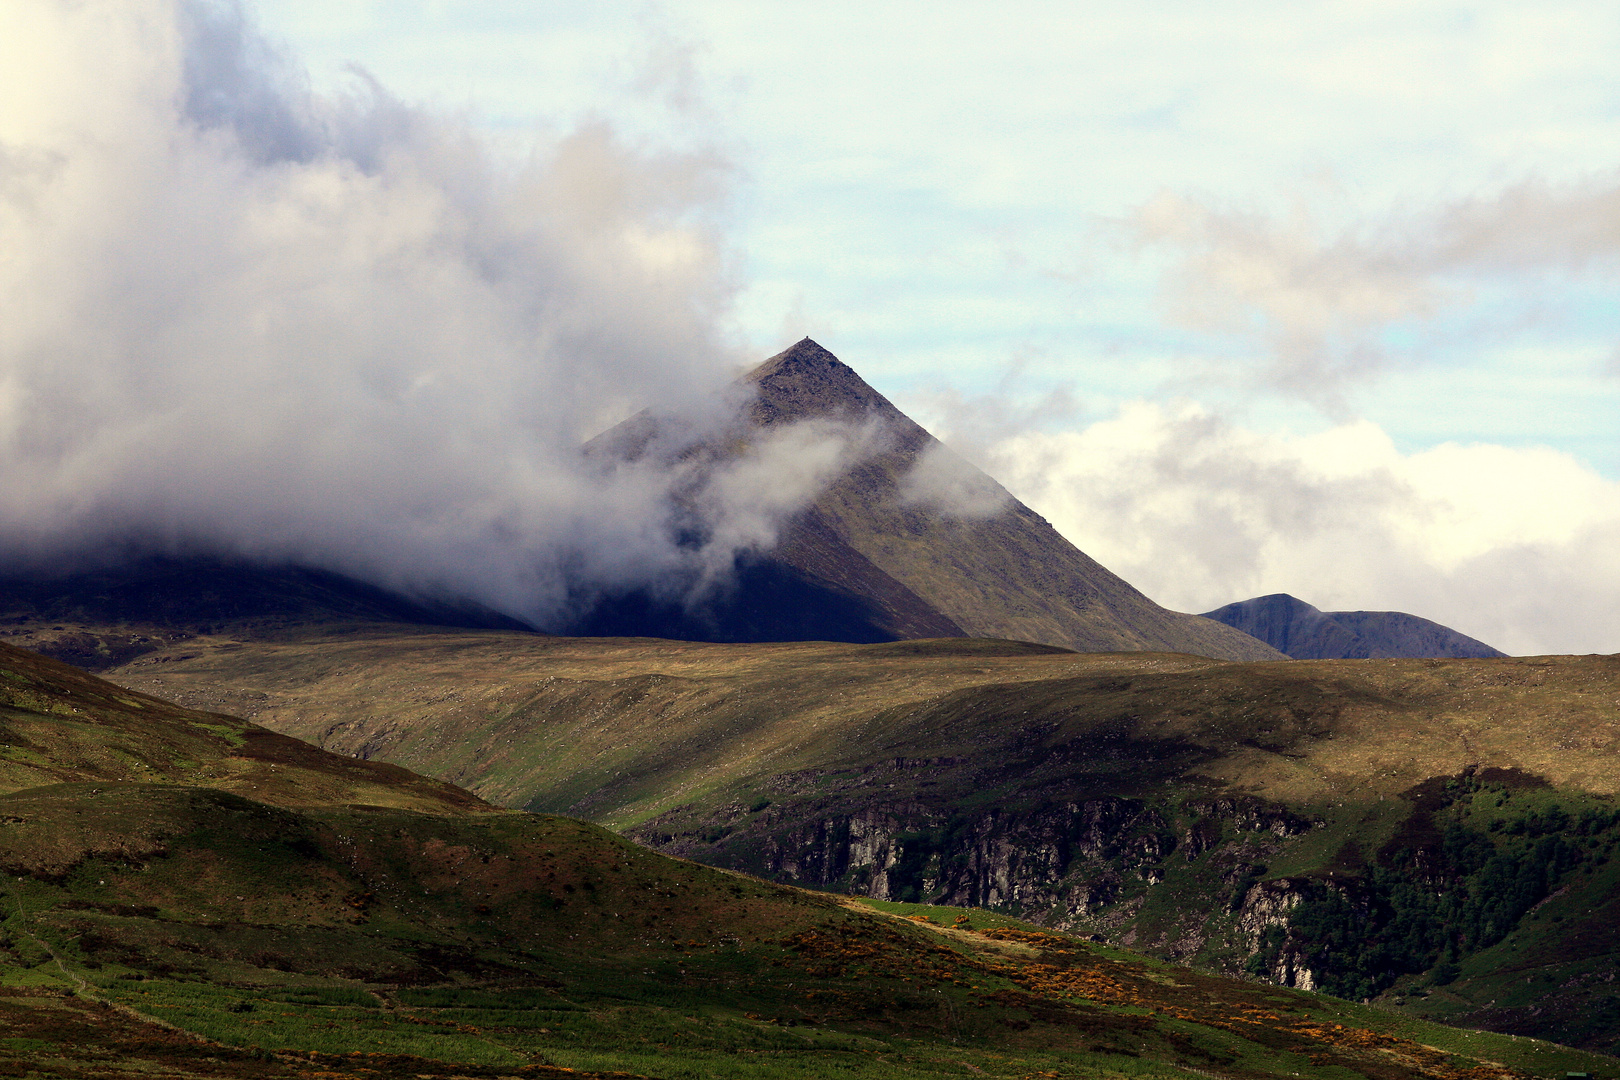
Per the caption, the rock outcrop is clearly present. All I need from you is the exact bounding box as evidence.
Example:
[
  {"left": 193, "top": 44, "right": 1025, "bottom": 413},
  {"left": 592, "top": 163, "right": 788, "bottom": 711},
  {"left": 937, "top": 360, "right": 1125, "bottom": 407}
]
[{"left": 630, "top": 789, "right": 1316, "bottom": 966}]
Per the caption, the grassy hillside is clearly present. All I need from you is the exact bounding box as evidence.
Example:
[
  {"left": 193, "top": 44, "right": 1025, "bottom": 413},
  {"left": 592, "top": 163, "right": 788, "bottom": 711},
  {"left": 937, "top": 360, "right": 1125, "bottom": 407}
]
[
  {"left": 8, "top": 795, "right": 1606, "bottom": 1080},
  {"left": 106, "top": 631, "right": 1620, "bottom": 821},
  {"left": 0, "top": 640, "right": 486, "bottom": 814},
  {"left": 110, "top": 632, "right": 1114, "bottom": 820},
  {"left": 4, "top": 640, "right": 1604, "bottom": 1079},
  {"left": 100, "top": 630, "right": 1620, "bottom": 1051}
]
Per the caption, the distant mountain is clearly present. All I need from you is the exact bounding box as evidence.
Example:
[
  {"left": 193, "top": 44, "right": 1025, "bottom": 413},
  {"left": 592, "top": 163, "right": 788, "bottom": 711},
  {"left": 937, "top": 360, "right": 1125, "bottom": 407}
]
[
  {"left": 0, "top": 554, "right": 531, "bottom": 669},
  {"left": 576, "top": 339, "right": 1283, "bottom": 661},
  {"left": 1200, "top": 593, "right": 1505, "bottom": 659},
  {"left": 0, "top": 342, "right": 1278, "bottom": 664}
]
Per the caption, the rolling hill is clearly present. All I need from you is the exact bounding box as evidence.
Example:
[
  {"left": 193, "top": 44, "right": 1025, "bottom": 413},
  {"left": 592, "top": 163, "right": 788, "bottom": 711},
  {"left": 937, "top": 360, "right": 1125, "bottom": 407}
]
[
  {"left": 101, "top": 626, "right": 1620, "bottom": 1052},
  {"left": 1202, "top": 594, "right": 1505, "bottom": 660},
  {"left": 5, "top": 638, "right": 1596, "bottom": 1080}
]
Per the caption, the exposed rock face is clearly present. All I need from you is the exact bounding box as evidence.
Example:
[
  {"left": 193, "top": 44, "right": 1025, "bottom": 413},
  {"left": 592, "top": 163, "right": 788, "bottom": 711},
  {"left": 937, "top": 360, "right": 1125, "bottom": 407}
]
[
  {"left": 630, "top": 789, "right": 1315, "bottom": 967},
  {"left": 1234, "top": 879, "right": 1318, "bottom": 991},
  {"left": 1202, "top": 593, "right": 1504, "bottom": 660},
  {"left": 748, "top": 799, "right": 1166, "bottom": 912},
  {"left": 1183, "top": 796, "right": 1311, "bottom": 837}
]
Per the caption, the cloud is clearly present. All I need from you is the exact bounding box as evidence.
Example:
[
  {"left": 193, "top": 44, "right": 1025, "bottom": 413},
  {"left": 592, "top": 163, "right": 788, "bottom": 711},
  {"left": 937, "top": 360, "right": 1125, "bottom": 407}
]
[
  {"left": 1432, "top": 176, "right": 1620, "bottom": 270},
  {"left": 0, "top": 0, "right": 846, "bottom": 626},
  {"left": 1134, "top": 189, "right": 1445, "bottom": 404},
  {"left": 987, "top": 402, "right": 1620, "bottom": 656},
  {"left": 898, "top": 441, "right": 1012, "bottom": 519},
  {"left": 1135, "top": 172, "right": 1620, "bottom": 405},
  {"left": 697, "top": 416, "right": 892, "bottom": 562}
]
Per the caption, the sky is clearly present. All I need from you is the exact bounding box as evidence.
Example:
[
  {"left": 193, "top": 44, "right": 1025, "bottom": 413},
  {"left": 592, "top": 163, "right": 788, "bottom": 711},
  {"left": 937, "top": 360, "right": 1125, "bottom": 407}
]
[{"left": 4, "top": 1, "right": 1619, "bottom": 654}]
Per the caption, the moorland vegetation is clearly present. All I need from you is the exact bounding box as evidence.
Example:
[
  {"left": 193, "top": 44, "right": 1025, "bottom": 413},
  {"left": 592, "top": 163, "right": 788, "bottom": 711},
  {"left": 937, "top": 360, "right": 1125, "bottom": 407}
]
[
  {"left": 91, "top": 629, "right": 1620, "bottom": 1053},
  {"left": 2, "top": 639, "right": 1614, "bottom": 1079}
]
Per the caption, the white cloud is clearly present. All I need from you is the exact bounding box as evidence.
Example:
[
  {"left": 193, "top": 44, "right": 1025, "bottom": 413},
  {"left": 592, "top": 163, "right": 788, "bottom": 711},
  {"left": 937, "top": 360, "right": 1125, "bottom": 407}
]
[
  {"left": 1134, "top": 173, "right": 1620, "bottom": 405},
  {"left": 697, "top": 416, "right": 890, "bottom": 560},
  {"left": 897, "top": 441, "right": 1012, "bottom": 519},
  {"left": 988, "top": 402, "right": 1620, "bottom": 655}
]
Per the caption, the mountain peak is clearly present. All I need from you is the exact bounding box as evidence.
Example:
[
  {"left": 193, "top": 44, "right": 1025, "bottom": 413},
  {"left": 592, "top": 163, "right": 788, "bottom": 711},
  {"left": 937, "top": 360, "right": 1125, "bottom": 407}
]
[
  {"left": 744, "top": 339, "right": 904, "bottom": 427},
  {"left": 745, "top": 337, "right": 841, "bottom": 381}
]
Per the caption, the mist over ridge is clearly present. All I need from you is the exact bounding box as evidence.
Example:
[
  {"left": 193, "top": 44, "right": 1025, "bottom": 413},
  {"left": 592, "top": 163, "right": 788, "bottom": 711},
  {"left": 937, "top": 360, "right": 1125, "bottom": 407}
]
[{"left": 0, "top": 0, "right": 879, "bottom": 628}]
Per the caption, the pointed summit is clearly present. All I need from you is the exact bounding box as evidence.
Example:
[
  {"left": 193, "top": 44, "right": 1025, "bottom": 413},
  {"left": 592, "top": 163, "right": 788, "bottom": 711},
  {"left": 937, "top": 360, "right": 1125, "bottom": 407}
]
[
  {"left": 743, "top": 338, "right": 905, "bottom": 428},
  {"left": 578, "top": 342, "right": 1282, "bottom": 661}
]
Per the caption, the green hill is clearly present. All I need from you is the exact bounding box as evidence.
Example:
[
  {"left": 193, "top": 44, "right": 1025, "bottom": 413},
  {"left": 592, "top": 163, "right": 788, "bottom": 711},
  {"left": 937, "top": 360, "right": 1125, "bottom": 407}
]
[
  {"left": 98, "top": 628, "right": 1620, "bottom": 1051},
  {"left": 2, "top": 640, "right": 1608, "bottom": 1079},
  {"left": 0, "top": 636, "right": 487, "bottom": 814}
]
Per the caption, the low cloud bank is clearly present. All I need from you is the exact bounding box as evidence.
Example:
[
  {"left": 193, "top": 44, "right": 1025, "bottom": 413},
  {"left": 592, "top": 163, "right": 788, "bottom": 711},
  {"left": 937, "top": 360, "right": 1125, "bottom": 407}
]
[
  {"left": 987, "top": 403, "right": 1620, "bottom": 656},
  {"left": 0, "top": 0, "right": 861, "bottom": 624}
]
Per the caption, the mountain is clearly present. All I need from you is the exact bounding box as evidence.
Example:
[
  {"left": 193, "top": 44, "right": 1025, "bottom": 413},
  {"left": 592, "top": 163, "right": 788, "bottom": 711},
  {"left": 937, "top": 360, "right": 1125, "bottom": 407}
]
[
  {"left": 1202, "top": 593, "right": 1506, "bottom": 659},
  {"left": 0, "top": 553, "right": 532, "bottom": 670},
  {"left": 105, "top": 625, "right": 1620, "bottom": 1052},
  {"left": 7, "top": 638, "right": 1589, "bottom": 1080},
  {"left": 0, "top": 342, "right": 1277, "bottom": 663},
  {"left": 577, "top": 339, "right": 1281, "bottom": 661}
]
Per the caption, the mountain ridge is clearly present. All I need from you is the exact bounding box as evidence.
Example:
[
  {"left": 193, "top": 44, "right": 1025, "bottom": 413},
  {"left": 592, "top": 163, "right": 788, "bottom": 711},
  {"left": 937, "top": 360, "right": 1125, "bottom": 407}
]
[{"left": 0, "top": 553, "right": 534, "bottom": 671}]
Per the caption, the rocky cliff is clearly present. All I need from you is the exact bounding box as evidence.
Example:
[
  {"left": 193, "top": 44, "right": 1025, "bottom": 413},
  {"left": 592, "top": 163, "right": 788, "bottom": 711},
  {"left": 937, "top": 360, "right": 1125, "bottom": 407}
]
[{"left": 631, "top": 783, "right": 1318, "bottom": 974}]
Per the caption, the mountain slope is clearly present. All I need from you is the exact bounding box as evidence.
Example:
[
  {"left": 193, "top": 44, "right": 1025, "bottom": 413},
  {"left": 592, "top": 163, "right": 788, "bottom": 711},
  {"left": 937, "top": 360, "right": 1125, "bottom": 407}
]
[
  {"left": 0, "top": 639, "right": 487, "bottom": 814},
  {"left": 581, "top": 339, "right": 1280, "bottom": 661},
  {"left": 0, "top": 343, "right": 1277, "bottom": 663},
  {"left": 1203, "top": 593, "right": 1506, "bottom": 659}
]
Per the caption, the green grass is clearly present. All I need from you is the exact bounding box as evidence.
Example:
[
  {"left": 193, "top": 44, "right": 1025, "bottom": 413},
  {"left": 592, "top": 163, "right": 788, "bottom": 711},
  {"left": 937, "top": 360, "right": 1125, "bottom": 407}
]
[
  {"left": 6, "top": 634, "right": 1620, "bottom": 1077},
  {"left": 8, "top": 813, "right": 1601, "bottom": 1080},
  {"left": 85, "top": 632, "right": 1620, "bottom": 1053},
  {"left": 846, "top": 898, "right": 1049, "bottom": 932}
]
